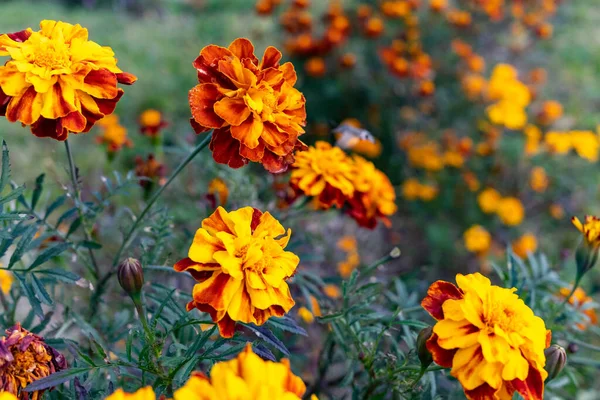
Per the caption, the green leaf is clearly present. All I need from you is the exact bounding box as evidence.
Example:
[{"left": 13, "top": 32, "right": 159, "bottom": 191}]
[
  {"left": 28, "top": 242, "right": 71, "bottom": 271},
  {"left": 30, "top": 273, "right": 53, "bottom": 305},
  {"left": 0, "top": 186, "right": 25, "bottom": 205},
  {"left": 0, "top": 211, "right": 32, "bottom": 221},
  {"left": 36, "top": 268, "right": 80, "bottom": 284},
  {"left": 0, "top": 140, "right": 10, "bottom": 193},
  {"left": 267, "top": 316, "right": 308, "bottom": 336},
  {"left": 8, "top": 224, "right": 38, "bottom": 268},
  {"left": 79, "top": 240, "right": 102, "bottom": 249},
  {"left": 14, "top": 272, "right": 44, "bottom": 318},
  {"left": 44, "top": 195, "right": 67, "bottom": 221},
  {"left": 317, "top": 312, "right": 344, "bottom": 323},
  {"left": 23, "top": 367, "right": 92, "bottom": 392},
  {"left": 243, "top": 324, "right": 290, "bottom": 356},
  {"left": 66, "top": 217, "right": 81, "bottom": 238},
  {"left": 31, "top": 174, "right": 45, "bottom": 211}
]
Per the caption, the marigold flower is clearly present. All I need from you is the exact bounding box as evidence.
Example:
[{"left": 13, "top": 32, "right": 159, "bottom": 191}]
[
  {"left": 549, "top": 203, "right": 564, "bottom": 219},
  {"left": 570, "top": 130, "right": 599, "bottom": 162},
  {"left": 544, "top": 131, "right": 571, "bottom": 154},
  {"left": 0, "top": 20, "right": 136, "bottom": 140},
  {"left": 430, "top": 0, "right": 447, "bottom": 12},
  {"left": 0, "top": 323, "right": 67, "bottom": 399},
  {"left": 95, "top": 118, "right": 132, "bottom": 153},
  {"left": 323, "top": 284, "right": 341, "bottom": 299},
  {"left": 418, "top": 183, "right": 439, "bottom": 201},
  {"left": 529, "top": 167, "right": 548, "bottom": 193},
  {"left": 339, "top": 53, "right": 356, "bottom": 69},
  {"left": 558, "top": 286, "right": 598, "bottom": 330},
  {"left": 290, "top": 141, "right": 355, "bottom": 209},
  {"left": 304, "top": 57, "right": 326, "bottom": 77},
  {"left": 422, "top": 273, "right": 550, "bottom": 400},
  {"left": 462, "top": 171, "right": 480, "bottom": 192},
  {"left": 477, "top": 187, "right": 501, "bottom": 214},
  {"left": 347, "top": 155, "right": 397, "bottom": 228},
  {"left": 189, "top": 38, "right": 307, "bottom": 173},
  {"left": 139, "top": 109, "right": 167, "bottom": 137},
  {"left": 298, "top": 295, "right": 321, "bottom": 324},
  {"left": 0, "top": 269, "right": 13, "bottom": 295},
  {"left": 174, "top": 206, "right": 299, "bottom": 338},
  {"left": 174, "top": 344, "right": 311, "bottom": 400},
  {"left": 206, "top": 177, "right": 229, "bottom": 208},
  {"left": 402, "top": 178, "right": 421, "bottom": 201},
  {"left": 134, "top": 154, "right": 165, "bottom": 190},
  {"left": 512, "top": 233, "right": 538, "bottom": 258},
  {"left": 497, "top": 197, "right": 525, "bottom": 226},
  {"left": 104, "top": 387, "right": 155, "bottom": 400},
  {"left": 537, "top": 100, "right": 562, "bottom": 125},
  {"left": 463, "top": 225, "right": 491, "bottom": 254},
  {"left": 337, "top": 235, "right": 357, "bottom": 252},
  {"left": 363, "top": 17, "right": 385, "bottom": 38},
  {"left": 572, "top": 215, "right": 600, "bottom": 249},
  {"left": 486, "top": 64, "right": 530, "bottom": 130}
]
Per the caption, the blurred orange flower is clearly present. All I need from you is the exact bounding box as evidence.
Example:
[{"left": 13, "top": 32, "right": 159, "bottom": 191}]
[
  {"left": 512, "top": 233, "right": 538, "bottom": 258},
  {"left": 529, "top": 167, "right": 549, "bottom": 193},
  {"left": 0, "top": 20, "right": 136, "bottom": 140},
  {"left": 305, "top": 57, "right": 326, "bottom": 77},
  {"left": 174, "top": 207, "right": 298, "bottom": 337},
  {"left": 463, "top": 225, "right": 491, "bottom": 254},
  {"left": 477, "top": 187, "right": 501, "bottom": 214},
  {"left": 189, "top": 38, "right": 307, "bottom": 173},
  {"left": 135, "top": 154, "right": 166, "bottom": 189},
  {"left": 558, "top": 286, "right": 598, "bottom": 330},
  {"left": 497, "top": 197, "right": 525, "bottom": 226},
  {"left": 207, "top": 177, "right": 229, "bottom": 207},
  {"left": 139, "top": 109, "right": 167, "bottom": 137}
]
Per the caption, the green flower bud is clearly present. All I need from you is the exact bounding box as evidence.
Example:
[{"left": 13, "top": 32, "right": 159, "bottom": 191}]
[
  {"left": 416, "top": 326, "right": 433, "bottom": 369},
  {"left": 118, "top": 258, "right": 144, "bottom": 299},
  {"left": 544, "top": 344, "right": 567, "bottom": 382}
]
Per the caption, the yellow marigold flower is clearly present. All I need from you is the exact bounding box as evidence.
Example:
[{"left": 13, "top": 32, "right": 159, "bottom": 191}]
[
  {"left": 570, "top": 130, "right": 599, "bottom": 162},
  {"left": 558, "top": 286, "right": 598, "bottom": 330},
  {"left": 0, "top": 323, "right": 67, "bottom": 398},
  {"left": 418, "top": 184, "right": 439, "bottom": 201},
  {"left": 0, "top": 393, "right": 17, "bottom": 400},
  {"left": 443, "top": 150, "right": 464, "bottom": 168},
  {"left": 512, "top": 233, "right": 538, "bottom": 258},
  {"left": 549, "top": 204, "right": 564, "bottom": 219},
  {"left": 487, "top": 100, "right": 528, "bottom": 130},
  {"left": 174, "top": 344, "right": 311, "bottom": 400},
  {"left": 544, "top": 131, "right": 572, "bottom": 154},
  {"left": 189, "top": 38, "right": 307, "bottom": 173},
  {"left": 477, "top": 187, "right": 501, "bottom": 214},
  {"left": 135, "top": 154, "right": 166, "bottom": 190},
  {"left": 0, "top": 269, "right": 13, "bottom": 294},
  {"left": 290, "top": 141, "right": 355, "bottom": 209},
  {"left": 139, "top": 109, "right": 167, "bottom": 137},
  {"left": 348, "top": 155, "right": 397, "bottom": 228},
  {"left": 407, "top": 142, "right": 444, "bottom": 171},
  {"left": 0, "top": 20, "right": 136, "bottom": 140},
  {"left": 422, "top": 273, "right": 550, "bottom": 400},
  {"left": 174, "top": 206, "right": 299, "bottom": 338},
  {"left": 207, "top": 177, "right": 229, "bottom": 207},
  {"left": 463, "top": 225, "right": 491, "bottom": 254},
  {"left": 497, "top": 197, "right": 525, "bottom": 226},
  {"left": 323, "top": 284, "right": 341, "bottom": 299},
  {"left": 572, "top": 215, "right": 600, "bottom": 249},
  {"left": 523, "top": 124, "right": 542, "bottom": 156},
  {"left": 96, "top": 121, "right": 132, "bottom": 153},
  {"left": 486, "top": 64, "right": 530, "bottom": 130},
  {"left": 104, "top": 387, "right": 155, "bottom": 400},
  {"left": 529, "top": 167, "right": 548, "bottom": 193},
  {"left": 402, "top": 178, "right": 421, "bottom": 201}
]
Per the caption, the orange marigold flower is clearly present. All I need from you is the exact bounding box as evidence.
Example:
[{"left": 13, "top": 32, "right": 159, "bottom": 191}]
[
  {"left": 206, "top": 177, "right": 229, "bottom": 208},
  {"left": 174, "top": 207, "right": 299, "bottom": 338},
  {"left": 0, "top": 323, "right": 67, "bottom": 398},
  {"left": 544, "top": 131, "right": 571, "bottom": 154},
  {"left": 477, "top": 187, "right": 501, "bottom": 214},
  {"left": 323, "top": 284, "right": 341, "bottom": 299},
  {"left": 497, "top": 197, "right": 525, "bottom": 226},
  {"left": 174, "top": 344, "right": 312, "bottom": 400},
  {"left": 512, "top": 233, "right": 538, "bottom": 258},
  {"left": 139, "top": 109, "right": 168, "bottom": 137},
  {"left": 189, "top": 38, "right": 307, "bottom": 173},
  {"left": 529, "top": 167, "right": 549, "bottom": 193},
  {"left": 549, "top": 203, "right": 564, "bottom": 220},
  {"left": 104, "top": 386, "right": 155, "bottom": 400},
  {"left": 339, "top": 53, "right": 357, "bottom": 69},
  {"left": 95, "top": 117, "right": 132, "bottom": 153},
  {"left": 347, "top": 155, "right": 397, "bottom": 228},
  {"left": 0, "top": 20, "right": 136, "bottom": 141},
  {"left": 135, "top": 154, "right": 166, "bottom": 189},
  {"left": 363, "top": 17, "right": 385, "bottom": 38},
  {"left": 290, "top": 141, "right": 355, "bottom": 209},
  {"left": 537, "top": 100, "right": 562, "bottom": 125},
  {"left": 304, "top": 57, "right": 326, "bottom": 77},
  {"left": 463, "top": 225, "right": 491, "bottom": 254},
  {"left": 558, "top": 286, "right": 598, "bottom": 330},
  {"left": 422, "top": 273, "right": 550, "bottom": 400}
]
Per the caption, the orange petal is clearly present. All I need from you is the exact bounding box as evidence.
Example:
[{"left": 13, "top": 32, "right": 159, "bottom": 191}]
[
  {"left": 279, "top": 62, "right": 298, "bottom": 85},
  {"left": 261, "top": 122, "right": 290, "bottom": 147},
  {"left": 6, "top": 86, "right": 41, "bottom": 125},
  {"left": 260, "top": 46, "right": 282, "bottom": 69},
  {"left": 231, "top": 117, "right": 263, "bottom": 149},
  {"left": 62, "top": 111, "right": 86, "bottom": 133},
  {"left": 81, "top": 69, "right": 118, "bottom": 99},
  {"left": 228, "top": 38, "right": 258, "bottom": 63},
  {"left": 261, "top": 149, "right": 291, "bottom": 173},
  {"left": 116, "top": 72, "right": 137, "bottom": 85},
  {"left": 189, "top": 83, "right": 225, "bottom": 129},
  {"left": 510, "top": 363, "right": 545, "bottom": 400},
  {"left": 213, "top": 97, "right": 251, "bottom": 126},
  {"left": 239, "top": 141, "right": 265, "bottom": 162},
  {"left": 41, "top": 82, "right": 77, "bottom": 119},
  {"left": 422, "top": 280, "right": 464, "bottom": 320}
]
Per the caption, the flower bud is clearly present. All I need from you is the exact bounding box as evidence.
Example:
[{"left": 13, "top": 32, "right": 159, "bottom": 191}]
[
  {"left": 544, "top": 344, "right": 567, "bottom": 382},
  {"left": 118, "top": 258, "right": 144, "bottom": 299},
  {"left": 416, "top": 326, "right": 433, "bottom": 369},
  {"left": 575, "top": 241, "right": 599, "bottom": 280}
]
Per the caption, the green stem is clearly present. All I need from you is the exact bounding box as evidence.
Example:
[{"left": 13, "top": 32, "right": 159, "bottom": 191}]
[
  {"left": 64, "top": 140, "right": 100, "bottom": 280},
  {"left": 361, "top": 247, "right": 401, "bottom": 278},
  {"left": 111, "top": 132, "right": 213, "bottom": 267}
]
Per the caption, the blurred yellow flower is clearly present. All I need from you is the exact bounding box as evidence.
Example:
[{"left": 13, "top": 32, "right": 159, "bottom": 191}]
[
  {"left": 337, "top": 235, "right": 357, "bottom": 252},
  {"left": 486, "top": 64, "right": 530, "bottom": 130},
  {"left": 139, "top": 109, "right": 167, "bottom": 137},
  {"left": 477, "top": 187, "right": 501, "bottom": 214},
  {"left": 549, "top": 204, "right": 565, "bottom": 219},
  {"left": 570, "top": 130, "right": 599, "bottom": 162},
  {"left": 463, "top": 225, "right": 491, "bottom": 254},
  {"left": 408, "top": 142, "right": 444, "bottom": 171},
  {"left": 104, "top": 387, "right": 155, "bottom": 400},
  {"left": 402, "top": 178, "right": 421, "bottom": 201},
  {"left": 323, "top": 284, "right": 341, "bottom": 299},
  {"left": 0, "top": 269, "right": 13, "bottom": 294},
  {"left": 174, "top": 344, "right": 310, "bottom": 400},
  {"left": 462, "top": 171, "right": 480, "bottom": 192},
  {"left": 523, "top": 124, "right": 542, "bottom": 156},
  {"left": 443, "top": 150, "right": 465, "bottom": 168},
  {"left": 529, "top": 167, "right": 549, "bottom": 193},
  {"left": 497, "top": 197, "right": 525, "bottom": 226},
  {"left": 418, "top": 184, "right": 439, "bottom": 201},
  {"left": 512, "top": 233, "right": 538, "bottom": 258},
  {"left": 544, "top": 131, "right": 571, "bottom": 154},
  {"left": 298, "top": 307, "right": 315, "bottom": 324}
]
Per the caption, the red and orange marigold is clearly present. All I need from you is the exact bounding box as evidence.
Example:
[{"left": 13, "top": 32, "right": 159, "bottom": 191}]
[
  {"left": 422, "top": 273, "right": 550, "bottom": 400},
  {"left": 0, "top": 20, "right": 136, "bottom": 141},
  {"left": 189, "top": 38, "right": 307, "bottom": 173},
  {"left": 174, "top": 206, "right": 299, "bottom": 337}
]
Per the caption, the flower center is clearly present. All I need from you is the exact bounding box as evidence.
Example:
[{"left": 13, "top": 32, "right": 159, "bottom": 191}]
[
  {"left": 244, "top": 85, "right": 278, "bottom": 122},
  {"left": 5, "top": 347, "right": 51, "bottom": 383},
  {"left": 33, "top": 45, "right": 71, "bottom": 69}
]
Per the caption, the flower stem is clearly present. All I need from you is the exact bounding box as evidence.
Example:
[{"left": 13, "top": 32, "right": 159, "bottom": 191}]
[
  {"left": 111, "top": 132, "right": 213, "bottom": 267},
  {"left": 64, "top": 140, "right": 100, "bottom": 281}
]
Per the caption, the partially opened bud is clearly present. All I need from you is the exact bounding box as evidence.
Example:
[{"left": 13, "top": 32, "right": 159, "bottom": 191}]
[
  {"left": 416, "top": 326, "right": 433, "bottom": 369},
  {"left": 544, "top": 344, "right": 567, "bottom": 382},
  {"left": 118, "top": 258, "right": 144, "bottom": 299}
]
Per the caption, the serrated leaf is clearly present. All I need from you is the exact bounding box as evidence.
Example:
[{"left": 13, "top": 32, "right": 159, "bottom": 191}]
[
  {"left": 252, "top": 343, "right": 276, "bottom": 361},
  {"left": 243, "top": 324, "right": 289, "bottom": 356},
  {"left": 36, "top": 268, "right": 80, "bottom": 284},
  {"left": 79, "top": 241, "right": 102, "bottom": 250},
  {"left": 0, "top": 186, "right": 25, "bottom": 205},
  {"left": 44, "top": 195, "right": 67, "bottom": 221},
  {"left": 266, "top": 316, "right": 308, "bottom": 336},
  {"left": 210, "top": 342, "right": 247, "bottom": 361},
  {"left": 0, "top": 140, "right": 10, "bottom": 193},
  {"left": 23, "top": 367, "right": 92, "bottom": 392},
  {"left": 31, "top": 174, "right": 45, "bottom": 210},
  {"left": 14, "top": 272, "right": 44, "bottom": 318},
  {"left": 30, "top": 273, "right": 53, "bottom": 305},
  {"left": 28, "top": 242, "right": 71, "bottom": 271},
  {"left": 8, "top": 224, "right": 38, "bottom": 268}
]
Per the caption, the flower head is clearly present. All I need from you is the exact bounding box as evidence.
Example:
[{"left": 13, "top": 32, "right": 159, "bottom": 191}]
[
  {"left": 174, "top": 344, "right": 311, "bottom": 400},
  {"left": 135, "top": 155, "right": 165, "bottom": 189},
  {"left": 95, "top": 115, "right": 132, "bottom": 153},
  {"left": 529, "top": 167, "right": 548, "bottom": 193},
  {"left": 463, "top": 225, "right": 491, "bottom": 254},
  {"left": 0, "top": 20, "right": 136, "bottom": 140},
  {"left": 104, "top": 387, "right": 155, "bottom": 400},
  {"left": 477, "top": 187, "right": 501, "bottom": 214},
  {"left": 558, "top": 286, "right": 598, "bottom": 330},
  {"left": 206, "top": 177, "right": 229, "bottom": 208},
  {"left": 189, "top": 38, "right": 307, "bottom": 173},
  {"left": 139, "top": 109, "right": 167, "bottom": 137},
  {"left": 0, "top": 323, "right": 67, "bottom": 399},
  {"left": 174, "top": 206, "right": 299, "bottom": 337},
  {"left": 512, "top": 233, "right": 538, "bottom": 259},
  {"left": 497, "top": 197, "right": 525, "bottom": 226},
  {"left": 572, "top": 215, "right": 600, "bottom": 249},
  {"left": 422, "top": 273, "right": 550, "bottom": 400}
]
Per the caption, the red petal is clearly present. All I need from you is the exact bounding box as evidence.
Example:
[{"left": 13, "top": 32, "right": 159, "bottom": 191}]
[
  {"left": 421, "top": 280, "right": 464, "bottom": 320},
  {"left": 426, "top": 333, "right": 456, "bottom": 368},
  {"left": 189, "top": 83, "right": 224, "bottom": 129},
  {"left": 116, "top": 72, "right": 137, "bottom": 85},
  {"left": 30, "top": 117, "right": 68, "bottom": 141},
  {"left": 464, "top": 383, "right": 509, "bottom": 400},
  {"left": 5, "top": 86, "right": 39, "bottom": 124},
  {"left": 0, "top": 87, "right": 10, "bottom": 116},
  {"left": 61, "top": 111, "right": 87, "bottom": 133},
  {"left": 82, "top": 69, "right": 118, "bottom": 99},
  {"left": 7, "top": 29, "right": 32, "bottom": 43},
  {"left": 250, "top": 208, "right": 263, "bottom": 231},
  {"left": 174, "top": 257, "right": 196, "bottom": 272},
  {"left": 209, "top": 128, "right": 247, "bottom": 169},
  {"left": 511, "top": 363, "right": 545, "bottom": 400},
  {"left": 190, "top": 118, "right": 211, "bottom": 134}
]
